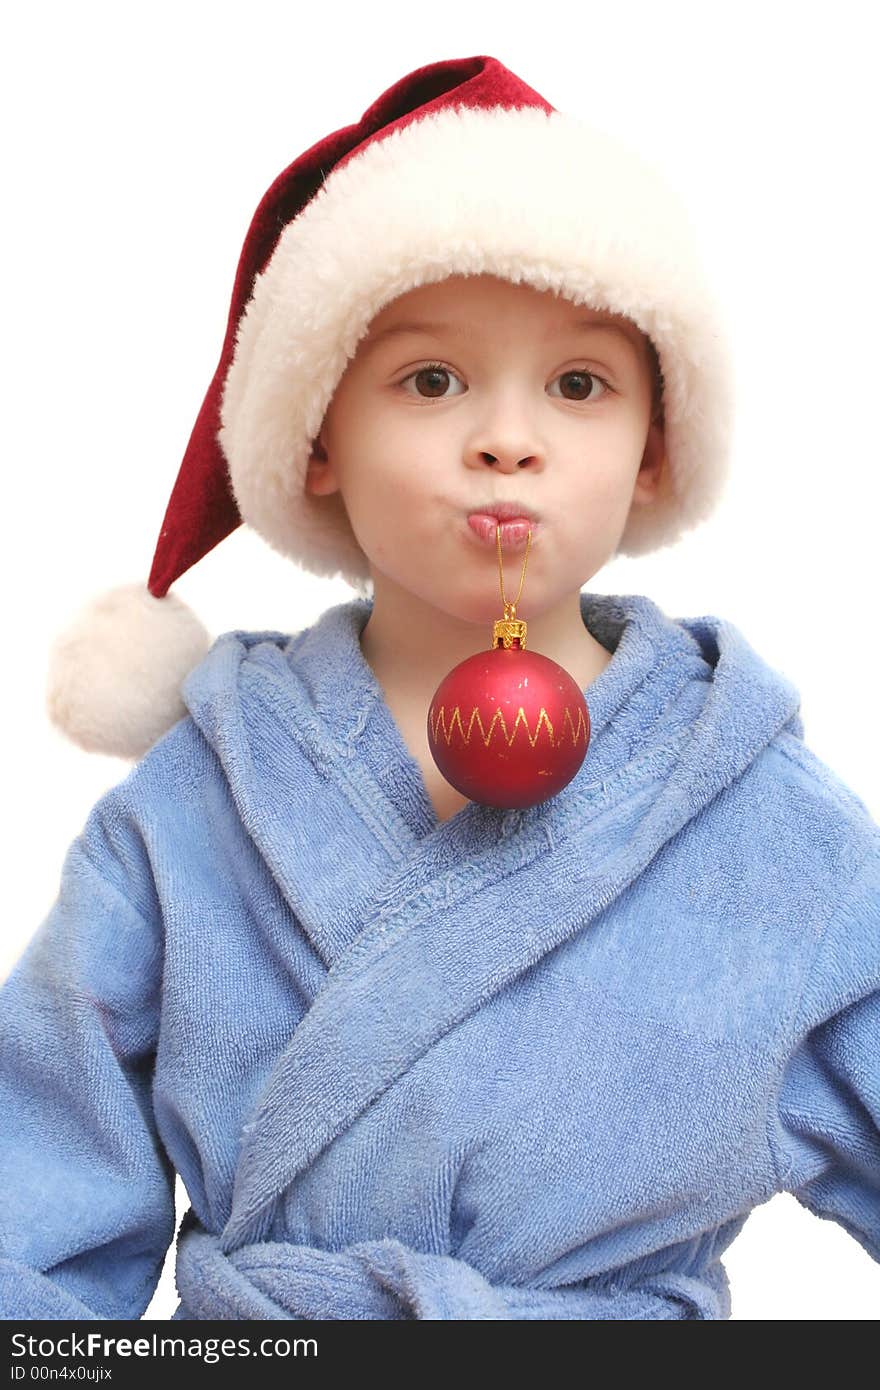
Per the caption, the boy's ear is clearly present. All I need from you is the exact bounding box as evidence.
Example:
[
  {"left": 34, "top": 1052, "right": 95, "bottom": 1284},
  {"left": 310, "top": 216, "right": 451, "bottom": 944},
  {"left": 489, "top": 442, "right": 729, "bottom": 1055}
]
[
  {"left": 631, "top": 418, "right": 666, "bottom": 507},
  {"left": 305, "top": 434, "right": 338, "bottom": 497}
]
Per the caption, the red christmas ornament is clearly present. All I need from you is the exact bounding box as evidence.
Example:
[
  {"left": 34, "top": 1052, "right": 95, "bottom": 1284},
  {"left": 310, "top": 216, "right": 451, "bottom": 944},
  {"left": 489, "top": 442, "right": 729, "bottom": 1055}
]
[{"left": 427, "top": 526, "right": 591, "bottom": 810}]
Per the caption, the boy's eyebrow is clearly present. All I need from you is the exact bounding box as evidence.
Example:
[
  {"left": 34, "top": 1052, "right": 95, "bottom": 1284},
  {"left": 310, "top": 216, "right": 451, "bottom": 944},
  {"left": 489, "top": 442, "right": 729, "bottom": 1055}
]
[{"left": 362, "top": 317, "right": 642, "bottom": 354}]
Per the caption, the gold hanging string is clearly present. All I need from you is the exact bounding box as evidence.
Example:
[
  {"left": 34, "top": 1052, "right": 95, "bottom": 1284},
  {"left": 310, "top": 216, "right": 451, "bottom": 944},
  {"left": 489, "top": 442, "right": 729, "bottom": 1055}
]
[{"left": 496, "top": 521, "right": 532, "bottom": 620}]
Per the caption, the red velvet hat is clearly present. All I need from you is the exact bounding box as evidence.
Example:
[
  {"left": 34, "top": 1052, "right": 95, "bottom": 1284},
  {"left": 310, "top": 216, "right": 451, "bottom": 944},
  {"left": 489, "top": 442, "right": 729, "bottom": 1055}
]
[{"left": 46, "top": 53, "right": 733, "bottom": 758}]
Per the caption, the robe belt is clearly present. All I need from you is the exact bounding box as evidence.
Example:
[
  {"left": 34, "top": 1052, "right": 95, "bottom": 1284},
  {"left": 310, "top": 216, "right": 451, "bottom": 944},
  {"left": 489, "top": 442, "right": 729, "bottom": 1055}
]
[{"left": 173, "top": 1224, "right": 727, "bottom": 1321}]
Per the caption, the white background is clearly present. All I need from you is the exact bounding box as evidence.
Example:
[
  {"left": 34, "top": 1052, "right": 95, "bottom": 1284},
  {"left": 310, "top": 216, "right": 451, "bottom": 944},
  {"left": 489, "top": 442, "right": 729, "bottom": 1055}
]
[{"left": 3, "top": 0, "right": 878, "bottom": 1321}]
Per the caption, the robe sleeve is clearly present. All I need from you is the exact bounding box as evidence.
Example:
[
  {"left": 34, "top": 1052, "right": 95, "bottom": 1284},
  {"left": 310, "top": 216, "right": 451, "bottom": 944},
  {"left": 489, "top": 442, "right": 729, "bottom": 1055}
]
[
  {"left": 771, "top": 840, "right": 880, "bottom": 1264},
  {"left": 0, "top": 792, "right": 176, "bottom": 1319}
]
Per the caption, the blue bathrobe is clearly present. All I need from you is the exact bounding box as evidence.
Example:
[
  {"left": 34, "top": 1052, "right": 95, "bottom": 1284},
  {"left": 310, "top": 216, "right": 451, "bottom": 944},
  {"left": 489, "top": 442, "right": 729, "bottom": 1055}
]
[{"left": 1, "top": 591, "right": 878, "bottom": 1320}]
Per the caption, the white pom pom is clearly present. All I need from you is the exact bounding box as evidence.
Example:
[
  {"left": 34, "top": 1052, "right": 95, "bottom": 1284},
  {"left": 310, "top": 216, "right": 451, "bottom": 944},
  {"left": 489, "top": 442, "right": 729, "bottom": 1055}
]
[{"left": 46, "top": 583, "right": 212, "bottom": 759}]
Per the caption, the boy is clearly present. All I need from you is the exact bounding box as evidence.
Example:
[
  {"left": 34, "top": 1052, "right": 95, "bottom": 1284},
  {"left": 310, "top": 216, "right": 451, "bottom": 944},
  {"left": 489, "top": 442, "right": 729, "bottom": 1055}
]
[{"left": 2, "top": 54, "right": 878, "bottom": 1321}]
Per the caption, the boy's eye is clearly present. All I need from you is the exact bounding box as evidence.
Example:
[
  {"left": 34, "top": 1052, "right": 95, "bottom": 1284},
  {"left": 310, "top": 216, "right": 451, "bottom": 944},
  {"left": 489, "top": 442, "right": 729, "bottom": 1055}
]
[
  {"left": 399, "top": 362, "right": 611, "bottom": 402},
  {"left": 548, "top": 370, "right": 611, "bottom": 403},
  {"left": 400, "top": 363, "right": 466, "bottom": 399}
]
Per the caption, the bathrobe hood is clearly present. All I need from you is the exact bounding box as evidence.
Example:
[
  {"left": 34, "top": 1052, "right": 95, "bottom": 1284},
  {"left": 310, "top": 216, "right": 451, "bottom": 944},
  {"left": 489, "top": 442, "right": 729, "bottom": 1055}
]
[{"left": 180, "top": 588, "right": 808, "bottom": 859}]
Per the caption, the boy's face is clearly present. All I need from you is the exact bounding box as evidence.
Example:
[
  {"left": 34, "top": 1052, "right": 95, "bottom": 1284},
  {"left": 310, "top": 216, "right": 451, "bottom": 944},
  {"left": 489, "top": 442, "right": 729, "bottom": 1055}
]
[{"left": 306, "top": 274, "right": 665, "bottom": 625}]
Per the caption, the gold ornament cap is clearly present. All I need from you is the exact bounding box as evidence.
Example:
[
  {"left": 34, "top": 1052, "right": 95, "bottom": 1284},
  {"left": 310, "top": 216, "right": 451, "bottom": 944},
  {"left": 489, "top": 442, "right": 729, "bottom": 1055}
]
[{"left": 493, "top": 605, "right": 528, "bottom": 650}]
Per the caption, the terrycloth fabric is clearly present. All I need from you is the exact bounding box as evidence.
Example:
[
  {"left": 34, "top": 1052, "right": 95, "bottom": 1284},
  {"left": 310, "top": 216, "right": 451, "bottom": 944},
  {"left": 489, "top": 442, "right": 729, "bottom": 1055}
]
[{"left": 1, "top": 590, "right": 878, "bottom": 1320}]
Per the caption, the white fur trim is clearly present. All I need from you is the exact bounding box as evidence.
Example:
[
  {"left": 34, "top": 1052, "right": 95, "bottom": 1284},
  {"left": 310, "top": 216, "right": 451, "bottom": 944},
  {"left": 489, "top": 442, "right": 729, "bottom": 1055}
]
[
  {"left": 219, "top": 104, "right": 735, "bottom": 585},
  {"left": 46, "top": 584, "right": 212, "bottom": 759}
]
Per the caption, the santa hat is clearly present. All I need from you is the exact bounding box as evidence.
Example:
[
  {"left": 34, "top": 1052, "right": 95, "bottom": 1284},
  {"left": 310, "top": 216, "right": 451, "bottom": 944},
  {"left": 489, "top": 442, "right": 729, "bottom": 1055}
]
[{"left": 46, "top": 53, "right": 734, "bottom": 760}]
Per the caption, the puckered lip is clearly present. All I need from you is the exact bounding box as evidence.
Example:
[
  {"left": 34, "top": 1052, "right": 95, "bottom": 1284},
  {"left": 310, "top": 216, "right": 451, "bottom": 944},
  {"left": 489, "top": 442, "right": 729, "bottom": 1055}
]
[{"left": 466, "top": 501, "right": 540, "bottom": 522}]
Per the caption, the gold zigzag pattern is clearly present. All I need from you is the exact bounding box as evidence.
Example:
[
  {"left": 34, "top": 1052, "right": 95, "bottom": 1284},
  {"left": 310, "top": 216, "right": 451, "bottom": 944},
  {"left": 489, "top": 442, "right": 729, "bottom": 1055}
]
[{"left": 429, "top": 703, "right": 588, "bottom": 750}]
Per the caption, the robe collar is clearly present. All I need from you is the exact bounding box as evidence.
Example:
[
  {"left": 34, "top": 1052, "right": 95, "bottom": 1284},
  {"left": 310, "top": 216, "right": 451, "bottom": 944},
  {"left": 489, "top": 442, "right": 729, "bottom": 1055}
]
[
  {"left": 285, "top": 589, "right": 708, "bottom": 840},
  {"left": 181, "top": 589, "right": 803, "bottom": 980}
]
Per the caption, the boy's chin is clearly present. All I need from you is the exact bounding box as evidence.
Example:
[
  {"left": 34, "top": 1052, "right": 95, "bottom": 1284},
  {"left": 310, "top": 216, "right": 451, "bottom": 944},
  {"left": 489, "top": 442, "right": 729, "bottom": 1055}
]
[{"left": 364, "top": 572, "right": 509, "bottom": 629}]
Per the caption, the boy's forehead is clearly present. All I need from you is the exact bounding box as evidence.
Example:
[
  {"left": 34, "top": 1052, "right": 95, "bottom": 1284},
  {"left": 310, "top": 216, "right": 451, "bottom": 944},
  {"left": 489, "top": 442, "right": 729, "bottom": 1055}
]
[{"left": 361, "top": 281, "right": 647, "bottom": 355}]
